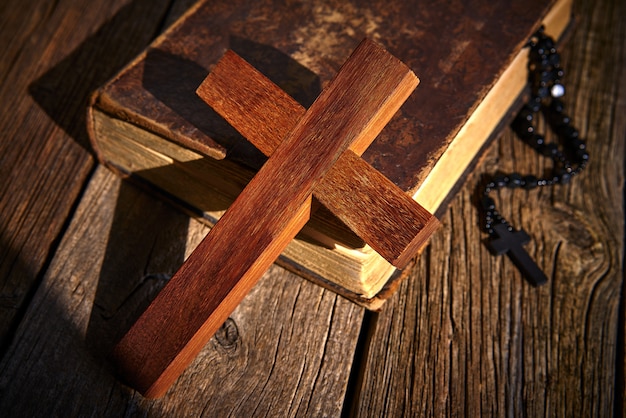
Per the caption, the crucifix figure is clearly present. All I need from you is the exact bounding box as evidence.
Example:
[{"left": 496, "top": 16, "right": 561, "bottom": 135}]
[
  {"left": 487, "top": 223, "right": 548, "bottom": 286},
  {"left": 113, "top": 39, "right": 439, "bottom": 398}
]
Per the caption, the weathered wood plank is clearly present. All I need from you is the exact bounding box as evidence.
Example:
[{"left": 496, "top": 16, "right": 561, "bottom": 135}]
[
  {"left": 0, "top": 0, "right": 623, "bottom": 415},
  {"left": 351, "top": 0, "right": 625, "bottom": 415},
  {"left": 0, "top": 166, "right": 364, "bottom": 415},
  {"left": 0, "top": 0, "right": 174, "bottom": 351}
]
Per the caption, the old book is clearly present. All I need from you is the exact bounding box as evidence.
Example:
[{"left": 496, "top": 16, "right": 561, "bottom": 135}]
[{"left": 88, "top": 0, "right": 572, "bottom": 309}]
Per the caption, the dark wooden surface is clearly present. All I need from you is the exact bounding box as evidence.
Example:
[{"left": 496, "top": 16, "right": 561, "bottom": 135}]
[{"left": 0, "top": 0, "right": 623, "bottom": 416}]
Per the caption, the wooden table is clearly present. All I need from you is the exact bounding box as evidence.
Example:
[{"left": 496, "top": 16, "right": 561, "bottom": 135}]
[{"left": 0, "top": 0, "right": 623, "bottom": 416}]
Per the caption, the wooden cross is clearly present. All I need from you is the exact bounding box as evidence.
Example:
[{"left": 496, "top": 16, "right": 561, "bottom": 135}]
[
  {"left": 487, "top": 223, "right": 548, "bottom": 286},
  {"left": 113, "top": 39, "right": 439, "bottom": 398}
]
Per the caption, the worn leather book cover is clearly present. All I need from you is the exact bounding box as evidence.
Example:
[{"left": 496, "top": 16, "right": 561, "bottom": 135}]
[{"left": 88, "top": 0, "right": 571, "bottom": 308}]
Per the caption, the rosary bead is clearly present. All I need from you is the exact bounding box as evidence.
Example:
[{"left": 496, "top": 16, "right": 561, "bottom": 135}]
[
  {"left": 558, "top": 114, "right": 571, "bottom": 125},
  {"left": 535, "top": 70, "right": 553, "bottom": 84},
  {"left": 494, "top": 175, "right": 508, "bottom": 188},
  {"left": 545, "top": 112, "right": 571, "bottom": 131},
  {"left": 529, "top": 97, "right": 542, "bottom": 112},
  {"left": 554, "top": 169, "right": 571, "bottom": 184},
  {"left": 568, "top": 137, "right": 586, "bottom": 150},
  {"left": 518, "top": 106, "right": 534, "bottom": 122},
  {"left": 481, "top": 196, "right": 496, "bottom": 211},
  {"left": 512, "top": 118, "right": 534, "bottom": 138},
  {"left": 537, "top": 86, "right": 550, "bottom": 98},
  {"left": 549, "top": 98, "right": 565, "bottom": 113},
  {"left": 508, "top": 173, "right": 523, "bottom": 188},
  {"left": 576, "top": 149, "right": 590, "bottom": 162},
  {"left": 559, "top": 124, "right": 579, "bottom": 140},
  {"left": 542, "top": 143, "right": 559, "bottom": 156},
  {"left": 542, "top": 36, "right": 555, "bottom": 50},
  {"left": 530, "top": 50, "right": 548, "bottom": 67},
  {"left": 532, "top": 45, "right": 545, "bottom": 57},
  {"left": 523, "top": 175, "right": 538, "bottom": 189},
  {"left": 526, "top": 134, "right": 545, "bottom": 148},
  {"left": 556, "top": 152, "right": 568, "bottom": 165},
  {"left": 549, "top": 53, "right": 561, "bottom": 67},
  {"left": 521, "top": 126, "right": 535, "bottom": 139},
  {"left": 550, "top": 83, "right": 565, "bottom": 98}
]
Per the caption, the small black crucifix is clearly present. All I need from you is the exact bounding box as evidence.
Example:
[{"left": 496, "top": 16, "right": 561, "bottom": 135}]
[
  {"left": 487, "top": 223, "right": 548, "bottom": 286},
  {"left": 113, "top": 39, "right": 439, "bottom": 398}
]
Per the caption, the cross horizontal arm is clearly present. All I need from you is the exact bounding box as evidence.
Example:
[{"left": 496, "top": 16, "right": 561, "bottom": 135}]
[
  {"left": 113, "top": 39, "right": 418, "bottom": 398},
  {"left": 197, "top": 49, "right": 438, "bottom": 267}
]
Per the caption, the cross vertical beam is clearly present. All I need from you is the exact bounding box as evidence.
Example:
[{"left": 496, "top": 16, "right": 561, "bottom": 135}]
[{"left": 113, "top": 39, "right": 418, "bottom": 398}]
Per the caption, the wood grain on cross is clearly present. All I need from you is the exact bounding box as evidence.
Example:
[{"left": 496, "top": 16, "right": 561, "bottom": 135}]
[
  {"left": 197, "top": 49, "right": 440, "bottom": 267},
  {"left": 113, "top": 39, "right": 437, "bottom": 398}
]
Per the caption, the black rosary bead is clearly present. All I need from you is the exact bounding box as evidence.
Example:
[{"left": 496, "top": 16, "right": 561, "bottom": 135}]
[
  {"left": 557, "top": 114, "right": 571, "bottom": 126},
  {"left": 523, "top": 175, "right": 538, "bottom": 189},
  {"left": 560, "top": 172, "right": 571, "bottom": 184},
  {"left": 549, "top": 98, "right": 565, "bottom": 113},
  {"left": 548, "top": 52, "right": 561, "bottom": 67},
  {"left": 494, "top": 175, "right": 508, "bottom": 188},
  {"left": 518, "top": 107, "right": 534, "bottom": 122},
  {"left": 544, "top": 108, "right": 571, "bottom": 127},
  {"left": 535, "top": 70, "right": 553, "bottom": 84},
  {"left": 568, "top": 137, "right": 585, "bottom": 150},
  {"left": 556, "top": 68, "right": 565, "bottom": 79},
  {"left": 527, "top": 134, "right": 545, "bottom": 148},
  {"left": 522, "top": 125, "right": 536, "bottom": 139},
  {"left": 481, "top": 196, "right": 496, "bottom": 211},
  {"left": 542, "top": 143, "right": 559, "bottom": 157},
  {"left": 554, "top": 120, "right": 574, "bottom": 135},
  {"left": 576, "top": 149, "right": 590, "bottom": 162},
  {"left": 529, "top": 97, "right": 542, "bottom": 112},
  {"left": 508, "top": 173, "right": 523, "bottom": 188},
  {"left": 484, "top": 180, "right": 496, "bottom": 193},
  {"left": 537, "top": 86, "right": 550, "bottom": 98}
]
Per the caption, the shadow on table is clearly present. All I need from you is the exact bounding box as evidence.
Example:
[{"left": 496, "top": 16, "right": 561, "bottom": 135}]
[{"left": 27, "top": 0, "right": 196, "bottom": 154}]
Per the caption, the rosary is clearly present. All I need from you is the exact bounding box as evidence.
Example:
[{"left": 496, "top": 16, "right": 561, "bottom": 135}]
[{"left": 480, "top": 27, "right": 589, "bottom": 286}]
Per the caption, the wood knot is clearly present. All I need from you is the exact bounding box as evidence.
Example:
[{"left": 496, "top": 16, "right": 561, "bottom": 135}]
[{"left": 214, "top": 318, "right": 240, "bottom": 349}]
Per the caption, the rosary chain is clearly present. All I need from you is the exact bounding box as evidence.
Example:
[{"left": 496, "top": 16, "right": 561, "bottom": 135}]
[{"left": 481, "top": 28, "right": 589, "bottom": 245}]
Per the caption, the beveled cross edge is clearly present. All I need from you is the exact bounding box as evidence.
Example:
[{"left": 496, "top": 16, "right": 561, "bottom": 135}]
[{"left": 113, "top": 38, "right": 438, "bottom": 398}]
